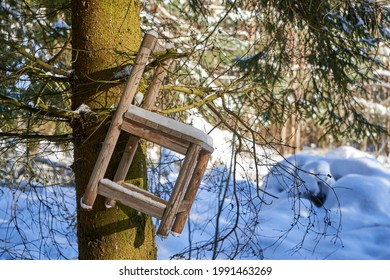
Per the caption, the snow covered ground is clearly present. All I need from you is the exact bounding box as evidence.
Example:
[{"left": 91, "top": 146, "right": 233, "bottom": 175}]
[
  {"left": 246, "top": 146, "right": 390, "bottom": 259},
  {"left": 0, "top": 141, "right": 77, "bottom": 259},
  {"left": 155, "top": 145, "right": 390, "bottom": 260},
  {"left": 1, "top": 139, "right": 389, "bottom": 259}
]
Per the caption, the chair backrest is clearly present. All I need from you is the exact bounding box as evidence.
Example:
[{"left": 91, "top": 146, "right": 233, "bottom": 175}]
[{"left": 81, "top": 31, "right": 160, "bottom": 208}]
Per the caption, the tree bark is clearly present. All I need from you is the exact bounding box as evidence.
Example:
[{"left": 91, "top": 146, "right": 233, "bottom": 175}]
[{"left": 71, "top": 0, "right": 156, "bottom": 260}]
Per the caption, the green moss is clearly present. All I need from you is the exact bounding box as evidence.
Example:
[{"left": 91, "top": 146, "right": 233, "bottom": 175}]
[
  {"left": 77, "top": 200, "right": 156, "bottom": 259},
  {"left": 71, "top": 0, "right": 142, "bottom": 109},
  {"left": 72, "top": 0, "right": 156, "bottom": 260}
]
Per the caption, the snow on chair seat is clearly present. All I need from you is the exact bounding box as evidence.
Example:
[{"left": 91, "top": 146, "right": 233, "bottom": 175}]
[{"left": 122, "top": 105, "right": 214, "bottom": 154}]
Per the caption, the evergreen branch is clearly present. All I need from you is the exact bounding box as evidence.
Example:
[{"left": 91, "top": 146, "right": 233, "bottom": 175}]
[
  {"left": 16, "top": 46, "right": 70, "bottom": 77},
  {"left": 160, "top": 76, "right": 248, "bottom": 113},
  {"left": 149, "top": 49, "right": 190, "bottom": 65},
  {"left": 0, "top": 65, "right": 70, "bottom": 84},
  {"left": 3, "top": 40, "right": 70, "bottom": 78},
  {"left": 47, "top": 31, "right": 72, "bottom": 64},
  {"left": 0, "top": 132, "right": 72, "bottom": 142},
  {"left": 0, "top": 93, "right": 79, "bottom": 121},
  {"left": 160, "top": 85, "right": 213, "bottom": 96},
  {"left": 160, "top": 91, "right": 220, "bottom": 114}
]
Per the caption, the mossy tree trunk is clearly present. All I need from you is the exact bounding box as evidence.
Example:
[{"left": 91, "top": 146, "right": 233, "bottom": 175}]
[{"left": 71, "top": 0, "right": 156, "bottom": 260}]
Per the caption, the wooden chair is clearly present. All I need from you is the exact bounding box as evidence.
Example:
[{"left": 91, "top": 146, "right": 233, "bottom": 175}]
[{"left": 81, "top": 31, "right": 214, "bottom": 238}]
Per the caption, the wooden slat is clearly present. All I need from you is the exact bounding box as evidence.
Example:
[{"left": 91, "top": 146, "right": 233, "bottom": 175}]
[
  {"left": 157, "top": 143, "right": 202, "bottom": 237},
  {"left": 124, "top": 108, "right": 214, "bottom": 153},
  {"left": 126, "top": 106, "right": 213, "bottom": 151},
  {"left": 98, "top": 179, "right": 166, "bottom": 219},
  {"left": 171, "top": 152, "right": 210, "bottom": 236},
  {"left": 121, "top": 120, "right": 189, "bottom": 155},
  {"left": 81, "top": 31, "right": 158, "bottom": 208}
]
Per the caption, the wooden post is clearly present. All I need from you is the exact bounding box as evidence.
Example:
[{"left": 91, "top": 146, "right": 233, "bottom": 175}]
[
  {"left": 157, "top": 143, "right": 202, "bottom": 237},
  {"left": 105, "top": 44, "right": 173, "bottom": 208},
  {"left": 81, "top": 31, "right": 158, "bottom": 208},
  {"left": 171, "top": 152, "right": 210, "bottom": 236}
]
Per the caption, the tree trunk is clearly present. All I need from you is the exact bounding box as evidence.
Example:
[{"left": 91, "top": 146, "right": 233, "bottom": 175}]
[{"left": 71, "top": 0, "right": 156, "bottom": 260}]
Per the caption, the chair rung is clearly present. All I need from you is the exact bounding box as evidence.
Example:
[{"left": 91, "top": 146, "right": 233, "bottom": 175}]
[
  {"left": 98, "top": 179, "right": 166, "bottom": 219},
  {"left": 121, "top": 120, "right": 189, "bottom": 155}
]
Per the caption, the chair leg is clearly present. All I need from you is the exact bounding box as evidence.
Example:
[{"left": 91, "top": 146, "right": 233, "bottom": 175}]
[
  {"left": 171, "top": 152, "right": 210, "bottom": 236},
  {"left": 105, "top": 136, "right": 140, "bottom": 208},
  {"left": 157, "top": 143, "right": 201, "bottom": 237}
]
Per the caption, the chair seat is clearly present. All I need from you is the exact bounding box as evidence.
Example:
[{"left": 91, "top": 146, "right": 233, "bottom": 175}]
[{"left": 123, "top": 105, "right": 214, "bottom": 153}]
